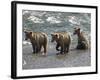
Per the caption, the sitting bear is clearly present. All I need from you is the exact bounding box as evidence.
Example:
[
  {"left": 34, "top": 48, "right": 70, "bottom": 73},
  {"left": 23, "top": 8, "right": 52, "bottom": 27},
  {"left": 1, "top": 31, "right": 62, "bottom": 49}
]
[
  {"left": 51, "top": 32, "right": 71, "bottom": 54},
  {"left": 73, "top": 27, "right": 88, "bottom": 49},
  {"left": 24, "top": 31, "right": 48, "bottom": 55}
]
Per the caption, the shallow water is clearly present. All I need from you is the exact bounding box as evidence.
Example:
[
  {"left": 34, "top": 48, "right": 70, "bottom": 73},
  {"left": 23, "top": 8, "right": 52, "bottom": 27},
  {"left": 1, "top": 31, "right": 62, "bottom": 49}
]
[{"left": 22, "top": 43, "right": 91, "bottom": 69}]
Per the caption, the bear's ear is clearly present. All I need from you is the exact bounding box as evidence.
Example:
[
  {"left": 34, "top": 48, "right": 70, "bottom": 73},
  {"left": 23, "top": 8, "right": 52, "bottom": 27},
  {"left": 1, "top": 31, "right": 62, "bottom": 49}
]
[
  {"left": 29, "top": 32, "right": 32, "bottom": 34},
  {"left": 77, "top": 28, "right": 80, "bottom": 31},
  {"left": 74, "top": 27, "right": 80, "bottom": 30},
  {"left": 55, "top": 34, "right": 59, "bottom": 39}
]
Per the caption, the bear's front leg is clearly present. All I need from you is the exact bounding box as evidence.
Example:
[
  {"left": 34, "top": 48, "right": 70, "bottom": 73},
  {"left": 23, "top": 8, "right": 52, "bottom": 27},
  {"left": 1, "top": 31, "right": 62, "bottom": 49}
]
[
  {"left": 56, "top": 43, "right": 60, "bottom": 51},
  {"left": 32, "top": 45, "right": 36, "bottom": 53},
  {"left": 31, "top": 43, "right": 37, "bottom": 53}
]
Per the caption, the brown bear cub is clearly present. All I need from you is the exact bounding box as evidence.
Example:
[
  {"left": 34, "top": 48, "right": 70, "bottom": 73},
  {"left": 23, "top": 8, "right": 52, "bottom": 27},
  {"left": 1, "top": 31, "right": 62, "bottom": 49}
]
[
  {"left": 73, "top": 27, "right": 88, "bottom": 49},
  {"left": 51, "top": 32, "right": 71, "bottom": 55},
  {"left": 24, "top": 31, "right": 48, "bottom": 55}
]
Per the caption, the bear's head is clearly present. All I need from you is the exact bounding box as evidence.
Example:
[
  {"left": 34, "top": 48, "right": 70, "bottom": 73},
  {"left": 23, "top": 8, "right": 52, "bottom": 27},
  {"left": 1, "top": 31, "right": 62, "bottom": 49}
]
[
  {"left": 24, "top": 31, "right": 32, "bottom": 40},
  {"left": 73, "top": 27, "right": 80, "bottom": 35},
  {"left": 51, "top": 33, "right": 59, "bottom": 42}
]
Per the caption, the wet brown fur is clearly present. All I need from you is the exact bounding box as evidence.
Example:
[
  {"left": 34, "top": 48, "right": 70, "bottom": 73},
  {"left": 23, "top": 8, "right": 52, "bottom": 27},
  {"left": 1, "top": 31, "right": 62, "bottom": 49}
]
[
  {"left": 51, "top": 32, "right": 71, "bottom": 54},
  {"left": 24, "top": 31, "right": 48, "bottom": 55}
]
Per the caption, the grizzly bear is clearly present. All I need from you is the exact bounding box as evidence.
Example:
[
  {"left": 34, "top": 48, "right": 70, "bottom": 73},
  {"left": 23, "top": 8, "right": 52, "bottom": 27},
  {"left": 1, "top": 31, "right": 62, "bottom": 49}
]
[
  {"left": 24, "top": 31, "right": 48, "bottom": 55},
  {"left": 73, "top": 27, "right": 88, "bottom": 49},
  {"left": 51, "top": 32, "right": 71, "bottom": 54}
]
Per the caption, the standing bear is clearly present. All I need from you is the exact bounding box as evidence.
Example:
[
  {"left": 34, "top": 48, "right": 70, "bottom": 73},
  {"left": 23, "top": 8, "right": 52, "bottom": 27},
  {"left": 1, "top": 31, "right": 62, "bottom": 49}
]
[
  {"left": 73, "top": 27, "right": 88, "bottom": 49},
  {"left": 24, "top": 31, "right": 48, "bottom": 55},
  {"left": 51, "top": 32, "right": 71, "bottom": 55}
]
